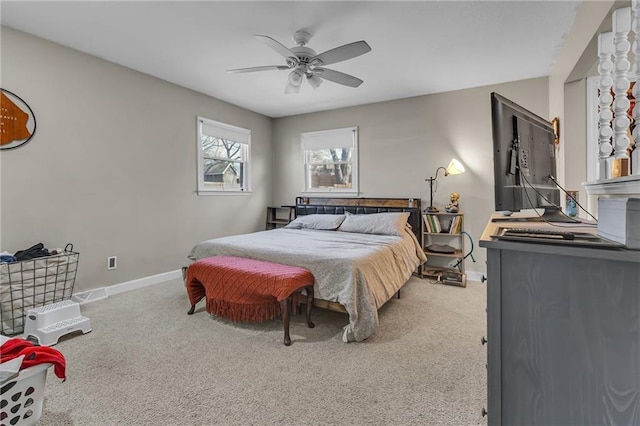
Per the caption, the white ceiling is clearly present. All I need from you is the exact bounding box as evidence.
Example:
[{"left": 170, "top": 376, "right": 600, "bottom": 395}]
[{"left": 1, "top": 1, "right": 582, "bottom": 118}]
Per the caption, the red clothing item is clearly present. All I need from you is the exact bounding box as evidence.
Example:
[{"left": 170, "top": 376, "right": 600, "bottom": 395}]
[{"left": 0, "top": 338, "right": 66, "bottom": 380}]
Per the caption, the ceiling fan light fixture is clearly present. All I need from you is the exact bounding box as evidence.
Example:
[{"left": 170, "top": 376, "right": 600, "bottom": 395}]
[
  {"left": 307, "top": 74, "right": 323, "bottom": 89},
  {"left": 285, "top": 82, "right": 300, "bottom": 94},
  {"left": 288, "top": 69, "right": 304, "bottom": 86}
]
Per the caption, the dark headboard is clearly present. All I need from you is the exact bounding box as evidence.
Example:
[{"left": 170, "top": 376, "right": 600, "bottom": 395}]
[{"left": 295, "top": 197, "right": 422, "bottom": 241}]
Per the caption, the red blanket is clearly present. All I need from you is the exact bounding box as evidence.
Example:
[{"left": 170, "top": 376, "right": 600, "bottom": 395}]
[{"left": 185, "top": 256, "right": 314, "bottom": 323}]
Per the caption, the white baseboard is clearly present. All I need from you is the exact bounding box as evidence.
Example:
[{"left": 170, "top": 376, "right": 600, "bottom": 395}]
[
  {"left": 72, "top": 268, "right": 485, "bottom": 304},
  {"left": 72, "top": 288, "right": 108, "bottom": 304},
  {"left": 72, "top": 269, "right": 182, "bottom": 304}
]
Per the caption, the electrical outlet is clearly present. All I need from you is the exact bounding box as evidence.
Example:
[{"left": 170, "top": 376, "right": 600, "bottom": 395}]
[{"left": 107, "top": 256, "right": 117, "bottom": 270}]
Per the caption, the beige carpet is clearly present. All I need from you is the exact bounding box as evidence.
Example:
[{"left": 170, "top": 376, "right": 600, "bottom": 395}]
[{"left": 37, "top": 276, "right": 487, "bottom": 425}]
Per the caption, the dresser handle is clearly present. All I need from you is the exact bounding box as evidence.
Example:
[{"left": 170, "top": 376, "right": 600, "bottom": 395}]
[
  {"left": 482, "top": 408, "right": 488, "bottom": 417},
  {"left": 481, "top": 336, "right": 487, "bottom": 345}
]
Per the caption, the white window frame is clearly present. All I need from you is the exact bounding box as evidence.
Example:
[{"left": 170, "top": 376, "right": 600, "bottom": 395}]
[
  {"left": 196, "top": 116, "right": 251, "bottom": 195},
  {"left": 301, "top": 126, "right": 359, "bottom": 194}
]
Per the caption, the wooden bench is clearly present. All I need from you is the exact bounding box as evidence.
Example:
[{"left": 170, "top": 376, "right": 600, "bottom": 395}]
[{"left": 185, "top": 256, "right": 314, "bottom": 346}]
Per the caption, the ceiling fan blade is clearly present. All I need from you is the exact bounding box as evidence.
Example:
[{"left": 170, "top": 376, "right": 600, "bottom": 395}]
[
  {"left": 311, "top": 41, "right": 371, "bottom": 66},
  {"left": 227, "top": 65, "right": 291, "bottom": 73},
  {"left": 314, "top": 67, "right": 364, "bottom": 88},
  {"left": 254, "top": 35, "right": 298, "bottom": 62}
]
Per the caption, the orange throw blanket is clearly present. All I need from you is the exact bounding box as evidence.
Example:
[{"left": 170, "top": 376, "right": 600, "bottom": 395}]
[{"left": 185, "top": 256, "right": 314, "bottom": 323}]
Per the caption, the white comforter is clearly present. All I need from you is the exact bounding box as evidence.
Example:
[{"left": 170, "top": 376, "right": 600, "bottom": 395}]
[{"left": 187, "top": 227, "right": 426, "bottom": 342}]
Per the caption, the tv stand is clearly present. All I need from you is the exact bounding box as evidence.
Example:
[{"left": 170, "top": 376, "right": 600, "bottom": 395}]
[
  {"left": 492, "top": 216, "right": 539, "bottom": 223},
  {"left": 490, "top": 208, "right": 580, "bottom": 224},
  {"left": 540, "top": 207, "right": 580, "bottom": 223}
]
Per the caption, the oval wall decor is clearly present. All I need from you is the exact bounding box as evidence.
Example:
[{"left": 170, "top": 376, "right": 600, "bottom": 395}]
[{"left": 0, "top": 88, "right": 37, "bottom": 150}]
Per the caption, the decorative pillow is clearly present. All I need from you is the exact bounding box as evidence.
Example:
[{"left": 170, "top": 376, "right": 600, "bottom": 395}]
[
  {"left": 338, "top": 212, "right": 410, "bottom": 236},
  {"left": 284, "top": 214, "right": 346, "bottom": 230}
]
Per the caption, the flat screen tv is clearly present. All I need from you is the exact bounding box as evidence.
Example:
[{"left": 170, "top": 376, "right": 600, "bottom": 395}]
[{"left": 490, "top": 92, "right": 577, "bottom": 223}]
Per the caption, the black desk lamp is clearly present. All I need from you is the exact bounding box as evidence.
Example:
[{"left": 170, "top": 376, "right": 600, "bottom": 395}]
[{"left": 425, "top": 158, "right": 465, "bottom": 212}]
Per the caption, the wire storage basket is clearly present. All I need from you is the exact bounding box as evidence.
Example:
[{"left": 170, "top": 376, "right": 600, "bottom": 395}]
[{"left": 0, "top": 244, "right": 79, "bottom": 336}]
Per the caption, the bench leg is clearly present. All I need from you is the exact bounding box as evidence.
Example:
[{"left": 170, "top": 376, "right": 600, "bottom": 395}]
[
  {"left": 280, "top": 297, "right": 292, "bottom": 346},
  {"left": 281, "top": 286, "right": 314, "bottom": 346},
  {"left": 305, "top": 285, "right": 315, "bottom": 329}
]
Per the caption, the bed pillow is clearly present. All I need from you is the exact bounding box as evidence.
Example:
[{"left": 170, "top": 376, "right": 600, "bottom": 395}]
[
  {"left": 338, "top": 212, "right": 410, "bottom": 236},
  {"left": 284, "top": 214, "right": 346, "bottom": 230}
]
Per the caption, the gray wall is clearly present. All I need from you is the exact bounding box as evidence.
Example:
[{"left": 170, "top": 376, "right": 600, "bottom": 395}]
[
  {"left": 1, "top": 25, "right": 551, "bottom": 286},
  {"left": 0, "top": 27, "right": 272, "bottom": 292},
  {"left": 272, "top": 77, "right": 550, "bottom": 275}
]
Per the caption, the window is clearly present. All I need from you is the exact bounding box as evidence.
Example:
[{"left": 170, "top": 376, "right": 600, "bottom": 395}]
[
  {"left": 197, "top": 117, "right": 250, "bottom": 194},
  {"left": 301, "top": 127, "right": 358, "bottom": 193}
]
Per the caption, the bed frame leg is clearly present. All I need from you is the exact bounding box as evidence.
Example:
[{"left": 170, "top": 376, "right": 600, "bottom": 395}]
[
  {"left": 397, "top": 289, "right": 401, "bottom": 299},
  {"left": 188, "top": 304, "right": 196, "bottom": 315},
  {"left": 280, "top": 298, "right": 292, "bottom": 346},
  {"left": 305, "top": 285, "right": 315, "bottom": 329}
]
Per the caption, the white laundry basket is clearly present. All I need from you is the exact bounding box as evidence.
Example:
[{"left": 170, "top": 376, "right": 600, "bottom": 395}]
[{"left": 0, "top": 362, "right": 51, "bottom": 426}]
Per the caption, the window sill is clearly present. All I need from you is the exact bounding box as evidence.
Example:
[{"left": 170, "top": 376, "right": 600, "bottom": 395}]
[{"left": 197, "top": 190, "right": 252, "bottom": 196}]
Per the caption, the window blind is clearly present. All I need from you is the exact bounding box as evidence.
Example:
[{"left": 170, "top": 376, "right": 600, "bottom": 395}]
[
  {"left": 201, "top": 120, "right": 250, "bottom": 144},
  {"left": 301, "top": 127, "right": 356, "bottom": 150}
]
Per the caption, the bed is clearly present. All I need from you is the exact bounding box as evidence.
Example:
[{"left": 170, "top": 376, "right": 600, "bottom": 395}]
[{"left": 186, "top": 197, "right": 426, "bottom": 342}]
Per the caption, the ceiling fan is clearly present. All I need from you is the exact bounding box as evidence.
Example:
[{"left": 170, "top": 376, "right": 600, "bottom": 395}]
[{"left": 227, "top": 30, "right": 371, "bottom": 94}]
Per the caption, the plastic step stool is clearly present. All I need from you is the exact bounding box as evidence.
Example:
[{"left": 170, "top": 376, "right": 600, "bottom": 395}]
[{"left": 24, "top": 300, "right": 91, "bottom": 346}]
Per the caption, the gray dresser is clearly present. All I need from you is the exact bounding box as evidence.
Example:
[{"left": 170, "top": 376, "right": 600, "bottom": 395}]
[{"left": 480, "top": 219, "right": 640, "bottom": 425}]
